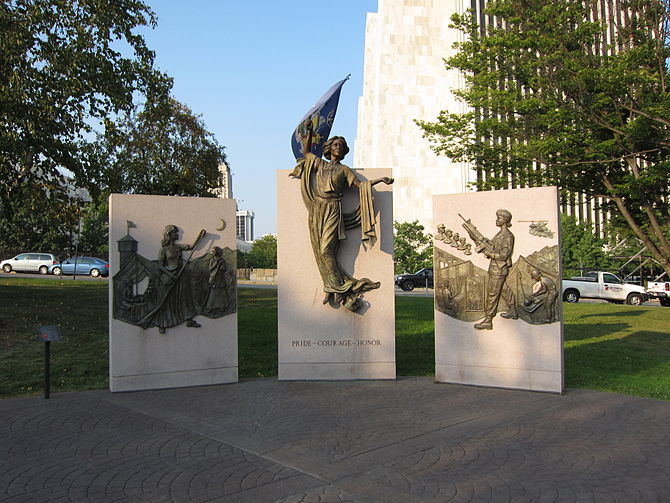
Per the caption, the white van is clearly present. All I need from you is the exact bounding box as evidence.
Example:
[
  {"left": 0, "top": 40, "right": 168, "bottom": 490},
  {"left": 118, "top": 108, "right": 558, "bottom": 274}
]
[{"left": 1, "top": 253, "right": 59, "bottom": 274}]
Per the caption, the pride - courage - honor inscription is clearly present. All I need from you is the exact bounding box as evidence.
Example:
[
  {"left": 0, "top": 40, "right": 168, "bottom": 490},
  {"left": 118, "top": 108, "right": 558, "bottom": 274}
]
[{"left": 291, "top": 339, "right": 382, "bottom": 348}]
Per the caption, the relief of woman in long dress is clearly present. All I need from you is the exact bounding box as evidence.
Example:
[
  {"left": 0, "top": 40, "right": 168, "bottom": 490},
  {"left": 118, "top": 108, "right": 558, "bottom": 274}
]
[
  {"left": 289, "top": 124, "right": 393, "bottom": 312},
  {"left": 141, "top": 225, "right": 205, "bottom": 333}
]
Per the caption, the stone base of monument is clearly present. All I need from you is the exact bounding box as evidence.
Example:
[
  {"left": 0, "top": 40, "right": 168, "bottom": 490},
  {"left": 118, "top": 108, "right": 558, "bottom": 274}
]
[
  {"left": 433, "top": 186, "right": 564, "bottom": 393},
  {"left": 109, "top": 194, "right": 238, "bottom": 392},
  {"left": 276, "top": 169, "right": 395, "bottom": 380}
]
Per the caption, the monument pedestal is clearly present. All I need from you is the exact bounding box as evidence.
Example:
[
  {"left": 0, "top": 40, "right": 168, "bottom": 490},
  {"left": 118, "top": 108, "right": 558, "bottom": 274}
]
[
  {"left": 433, "top": 187, "right": 564, "bottom": 393},
  {"left": 277, "top": 169, "right": 395, "bottom": 380},
  {"left": 109, "top": 194, "right": 238, "bottom": 392}
]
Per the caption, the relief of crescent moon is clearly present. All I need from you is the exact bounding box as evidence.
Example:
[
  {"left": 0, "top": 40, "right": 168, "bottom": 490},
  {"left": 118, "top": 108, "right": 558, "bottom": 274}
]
[{"left": 216, "top": 218, "right": 227, "bottom": 231}]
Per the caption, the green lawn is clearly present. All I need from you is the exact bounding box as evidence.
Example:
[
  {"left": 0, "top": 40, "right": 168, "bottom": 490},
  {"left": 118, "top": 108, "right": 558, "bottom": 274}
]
[
  {"left": 563, "top": 303, "right": 670, "bottom": 400},
  {"left": 237, "top": 287, "right": 278, "bottom": 378},
  {"left": 395, "top": 295, "right": 435, "bottom": 376},
  {"left": 0, "top": 277, "right": 109, "bottom": 397},
  {"left": 1, "top": 277, "right": 668, "bottom": 400}
]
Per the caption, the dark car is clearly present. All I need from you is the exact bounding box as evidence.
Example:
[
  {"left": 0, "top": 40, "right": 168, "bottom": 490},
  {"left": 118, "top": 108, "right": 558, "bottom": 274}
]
[
  {"left": 49, "top": 256, "right": 109, "bottom": 277},
  {"left": 395, "top": 267, "right": 433, "bottom": 291}
]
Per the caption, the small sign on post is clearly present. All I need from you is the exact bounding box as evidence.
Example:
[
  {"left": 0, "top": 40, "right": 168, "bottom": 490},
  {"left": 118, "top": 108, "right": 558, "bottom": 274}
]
[{"left": 37, "top": 325, "right": 61, "bottom": 399}]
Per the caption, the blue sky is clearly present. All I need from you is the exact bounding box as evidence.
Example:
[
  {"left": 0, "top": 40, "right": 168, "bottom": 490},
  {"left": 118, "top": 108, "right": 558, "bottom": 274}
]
[{"left": 141, "top": 1, "right": 379, "bottom": 238}]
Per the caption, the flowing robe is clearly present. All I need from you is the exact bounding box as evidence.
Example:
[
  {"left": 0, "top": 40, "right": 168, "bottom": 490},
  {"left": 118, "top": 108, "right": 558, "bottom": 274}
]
[
  {"left": 291, "top": 153, "right": 379, "bottom": 297},
  {"left": 149, "top": 243, "right": 197, "bottom": 329}
]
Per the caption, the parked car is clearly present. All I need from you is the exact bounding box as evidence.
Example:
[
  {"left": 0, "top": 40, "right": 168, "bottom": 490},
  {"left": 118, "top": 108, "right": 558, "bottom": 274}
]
[
  {"left": 561, "top": 271, "right": 648, "bottom": 305},
  {"left": 1, "top": 253, "right": 59, "bottom": 274},
  {"left": 646, "top": 280, "right": 670, "bottom": 307},
  {"left": 49, "top": 257, "right": 109, "bottom": 277},
  {"left": 395, "top": 267, "right": 434, "bottom": 291}
]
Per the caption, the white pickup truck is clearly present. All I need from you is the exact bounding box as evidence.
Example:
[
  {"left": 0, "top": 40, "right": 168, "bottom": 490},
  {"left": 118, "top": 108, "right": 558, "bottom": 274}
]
[
  {"left": 645, "top": 281, "right": 670, "bottom": 307},
  {"left": 562, "top": 271, "right": 648, "bottom": 305}
]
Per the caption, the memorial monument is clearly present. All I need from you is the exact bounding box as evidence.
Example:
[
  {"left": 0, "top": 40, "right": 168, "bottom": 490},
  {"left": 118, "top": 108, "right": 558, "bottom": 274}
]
[
  {"left": 109, "top": 194, "right": 238, "bottom": 392},
  {"left": 278, "top": 79, "right": 396, "bottom": 380},
  {"left": 433, "top": 187, "right": 564, "bottom": 392}
]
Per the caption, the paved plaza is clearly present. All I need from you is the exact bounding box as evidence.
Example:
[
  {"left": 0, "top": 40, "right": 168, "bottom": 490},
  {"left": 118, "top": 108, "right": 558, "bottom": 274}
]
[{"left": 2, "top": 378, "right": 669, "bottom": 502}]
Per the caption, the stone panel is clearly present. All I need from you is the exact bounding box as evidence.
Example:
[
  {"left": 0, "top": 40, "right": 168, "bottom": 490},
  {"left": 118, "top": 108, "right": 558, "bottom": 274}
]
[
  {"left": 433, "top": 186, "right": 564, "bottom": 393},
  {"left": 277, "top": 169, "right": 395, "bottom": 380},
  {"left": 109, "top": 194, "right": 238, "bottom": 392}
]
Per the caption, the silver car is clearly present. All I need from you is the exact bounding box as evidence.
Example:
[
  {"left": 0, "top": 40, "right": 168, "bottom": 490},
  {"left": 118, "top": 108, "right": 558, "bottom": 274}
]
[{"left": 1, "top": 253, "right": 59, "bottom": 275}]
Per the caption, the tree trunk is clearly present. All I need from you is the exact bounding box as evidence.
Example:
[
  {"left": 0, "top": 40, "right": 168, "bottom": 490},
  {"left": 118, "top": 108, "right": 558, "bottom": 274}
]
[{"left": 603, "top": 176, "right": 670, "bottom": 276}]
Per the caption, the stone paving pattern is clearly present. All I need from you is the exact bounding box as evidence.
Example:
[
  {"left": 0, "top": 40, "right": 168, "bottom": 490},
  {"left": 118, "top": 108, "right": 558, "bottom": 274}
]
[{"left": 1, "top": 378, "right": 669, "bottom": 502}]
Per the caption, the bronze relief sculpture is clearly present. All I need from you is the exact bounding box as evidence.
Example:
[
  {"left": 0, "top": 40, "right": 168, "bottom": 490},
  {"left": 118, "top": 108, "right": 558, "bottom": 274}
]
[
  {"left": 525, "top": 220, "right": 555, "bottom": 238},
  {"left": 152, "top": 225, "right": 206, "bottom": 332},
  {"left": 113, "top": 225, "right": 237, "bottom": 333},
  {"left": 435, "top": 210, "right": 560, "bottom": 327},
  {"left": 290, "top": 126, "right": 393, "bottom": 312},
  {"left": 461, "top": 209, "right": 517, "bottom": 330},
  {"left": 521, "top": 268, "right": 558, "bottom": 322}
]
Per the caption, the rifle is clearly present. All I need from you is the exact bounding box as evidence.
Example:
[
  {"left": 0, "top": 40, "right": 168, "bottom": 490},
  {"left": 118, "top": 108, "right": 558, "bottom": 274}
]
[{"left": 458, "top": 214, "right": 491, "bottom": 253}]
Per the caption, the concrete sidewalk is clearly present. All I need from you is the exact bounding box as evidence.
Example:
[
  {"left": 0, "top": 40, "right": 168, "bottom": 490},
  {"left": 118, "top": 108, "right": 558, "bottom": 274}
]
[{"left": 1, "top": 378, "right": 669, "bottom": 502}]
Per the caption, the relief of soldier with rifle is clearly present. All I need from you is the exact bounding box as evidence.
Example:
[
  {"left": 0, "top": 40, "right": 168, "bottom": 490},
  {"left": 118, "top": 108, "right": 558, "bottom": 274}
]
[{"left": 460, "top": 210, "right": 518, "bottom": 330}]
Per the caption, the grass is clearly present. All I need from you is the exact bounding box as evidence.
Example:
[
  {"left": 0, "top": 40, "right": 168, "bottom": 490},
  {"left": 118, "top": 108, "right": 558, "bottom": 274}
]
[
  {"left": 237, "top": 287, "right": 277, "bottom": 378},
  {"left": 0, "top": 277, "right": 109, "bottom": 397},
  {"left": 395, "top": 296, "right": 435, "bottom": 376},
  {"left": 563, "top": 303, "right": 670, "bottom": 400},
  {"left": 1, "top": 277, "right": 668, "bottom": 400}
]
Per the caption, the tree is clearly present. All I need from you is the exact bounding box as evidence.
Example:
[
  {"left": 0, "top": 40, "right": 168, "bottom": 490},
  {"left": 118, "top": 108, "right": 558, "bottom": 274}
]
[
  {"left": 237, "top": 249, "right": 250, "bottom": 269},
  {"left": 246, "top": 235, "right": 277, "bottom": 269},
  {"left": 560, "top": 214, "right": 611, "bottom": 275},
  {"left": 85, "top": 95, "right": 226, "bottom": 200},
  {"left": 77, "top": 200, "right": 110, "bottom": 259},
  {"left": 393, "top": 220, "right": 433, "bottom": 274},
  {"left": 0, "top": 177, "right": 78, "bottom": 257},
  {"left": 1, "top": 0, "right": 170, "bottom": 221},
  {"left": 417, "top": 0, "right": 670, "bottom": 276}
]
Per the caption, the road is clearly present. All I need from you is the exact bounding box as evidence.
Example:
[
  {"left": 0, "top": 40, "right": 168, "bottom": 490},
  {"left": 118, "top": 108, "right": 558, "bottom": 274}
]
[
  {"left": 1, "top": 271, "right": 108, "bottom": 282},
  {"left": 2, "top": 273, "right": 666, "bottom": 306},
  {"left": 392, "top": 287, "right": 668, "bottom": 306}
]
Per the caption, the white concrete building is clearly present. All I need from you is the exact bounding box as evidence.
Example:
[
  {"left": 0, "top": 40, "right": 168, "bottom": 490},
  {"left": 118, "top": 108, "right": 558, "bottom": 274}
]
[
  {"left": 354, "top": 0, "right": 474, "bottom": 234},
  {"left": 355, "top": 0, "right": 615, "bottom": 236},
  {"left": 213, "top": 161, "right": 233, "bottom": 199},
  {"left": 236, "top": 210, "right": 255, "bottom": 243}
]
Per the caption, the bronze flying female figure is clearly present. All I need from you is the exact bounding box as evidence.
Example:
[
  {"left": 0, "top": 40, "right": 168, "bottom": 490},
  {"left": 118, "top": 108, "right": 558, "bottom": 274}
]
[{"left": 290, "top": 125, "right": 393, "bottom": 311}]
